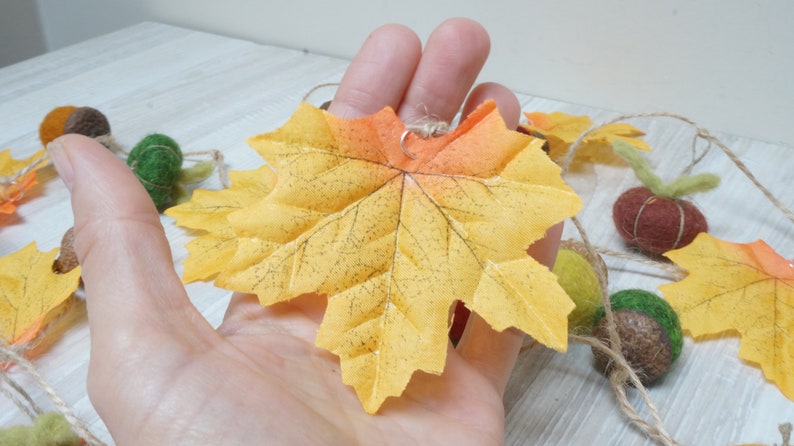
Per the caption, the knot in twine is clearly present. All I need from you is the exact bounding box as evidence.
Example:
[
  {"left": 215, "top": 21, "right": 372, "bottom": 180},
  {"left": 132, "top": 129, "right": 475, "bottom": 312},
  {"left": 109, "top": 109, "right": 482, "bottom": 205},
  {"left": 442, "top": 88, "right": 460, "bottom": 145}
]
[{"left": 400, "top": 119, "right": 450, "bottom": 159}]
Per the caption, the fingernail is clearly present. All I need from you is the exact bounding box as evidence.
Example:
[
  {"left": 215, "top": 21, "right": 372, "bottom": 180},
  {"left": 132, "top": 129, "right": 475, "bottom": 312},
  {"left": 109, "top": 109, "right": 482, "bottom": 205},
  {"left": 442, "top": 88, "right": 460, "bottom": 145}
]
[{"left": 47, "top": 138, "right": 75, "bottom": 189}]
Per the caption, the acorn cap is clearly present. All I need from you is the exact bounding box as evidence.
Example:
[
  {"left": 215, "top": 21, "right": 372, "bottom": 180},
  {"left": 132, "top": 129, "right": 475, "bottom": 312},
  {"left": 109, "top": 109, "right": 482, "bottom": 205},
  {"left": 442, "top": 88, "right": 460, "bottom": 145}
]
[{"left": 53, "top": 227, "right": 79, "bottom": 274}]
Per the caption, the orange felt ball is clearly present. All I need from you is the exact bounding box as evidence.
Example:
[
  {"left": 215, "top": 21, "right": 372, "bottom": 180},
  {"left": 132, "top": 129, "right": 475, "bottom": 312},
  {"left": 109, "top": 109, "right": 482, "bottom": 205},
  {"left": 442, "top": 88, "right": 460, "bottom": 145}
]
[
  {"left": 39, "top": 106, "right": 78, "bottom": 146},
  {"left": 612, "top": 186, "right": 707, "bottom": 255}
]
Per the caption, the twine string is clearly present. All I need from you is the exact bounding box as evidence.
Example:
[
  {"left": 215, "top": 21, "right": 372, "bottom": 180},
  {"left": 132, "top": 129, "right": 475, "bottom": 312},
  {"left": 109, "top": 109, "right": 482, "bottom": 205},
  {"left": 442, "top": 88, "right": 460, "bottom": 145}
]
[
  {"left": 781, "top": 422, "right": 792, "bottom": 446},
  {"left": 0, "top": 345, "right": 107, "bottom": 446},
  {"left": 0, "top": 377, "right": 39, "bottom": 422},
  {"left": 93, "top": 134, "right": 127, "bottom": 155},
  {"left": 183, "top": 149, "right": 231, "bottom": 189},
  {"left": 301, "top": 82, "right": 341, "bottom": 103},
  {"left": 572, "top": 334, "right": 680, "bottom": 446}
]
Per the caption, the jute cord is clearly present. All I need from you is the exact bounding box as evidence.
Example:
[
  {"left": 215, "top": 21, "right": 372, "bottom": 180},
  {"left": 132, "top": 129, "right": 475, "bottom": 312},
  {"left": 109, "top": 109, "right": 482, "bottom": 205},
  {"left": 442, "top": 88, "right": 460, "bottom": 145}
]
[{"left": 0, "top": 344, "right": 107, "bottom": 445}]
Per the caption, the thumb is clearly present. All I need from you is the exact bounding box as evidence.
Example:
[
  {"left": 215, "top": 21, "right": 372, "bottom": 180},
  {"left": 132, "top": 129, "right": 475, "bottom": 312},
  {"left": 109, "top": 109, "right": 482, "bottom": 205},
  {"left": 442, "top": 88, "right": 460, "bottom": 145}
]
[{"left": 47, "top": 134, "right": 214, "bottom": 368}]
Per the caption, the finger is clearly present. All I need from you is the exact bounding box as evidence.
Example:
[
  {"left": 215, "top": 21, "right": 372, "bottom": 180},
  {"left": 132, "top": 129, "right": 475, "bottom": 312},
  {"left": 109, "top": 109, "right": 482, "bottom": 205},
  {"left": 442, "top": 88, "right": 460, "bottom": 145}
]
[
  {"left": 397, "top": 18, "right": 491, "bottom": 124},
  {"left": 461, "top": 82, "right": 522, "bottom": 131},
  {"left": 329, "top": 24, "right": 422, "bottom": 119},
  {"left": 455, "top": 315, "right": 525, "bottom": 394},
  {"left": 455, "top": 224, "right": 564, "bottom": 393},
  {"left": 220, "top": 292, "right": 327, "bottom": 337},
  {"left": 47, "top": 135, "right": 214, "bottom": 355}
]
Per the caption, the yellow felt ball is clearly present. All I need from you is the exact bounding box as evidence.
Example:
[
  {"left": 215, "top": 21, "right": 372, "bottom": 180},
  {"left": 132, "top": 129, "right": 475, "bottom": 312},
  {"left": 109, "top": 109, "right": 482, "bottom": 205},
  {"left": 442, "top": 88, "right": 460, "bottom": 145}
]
[{"left": 553, "top": 245, "right": 603, "bottom": 334}]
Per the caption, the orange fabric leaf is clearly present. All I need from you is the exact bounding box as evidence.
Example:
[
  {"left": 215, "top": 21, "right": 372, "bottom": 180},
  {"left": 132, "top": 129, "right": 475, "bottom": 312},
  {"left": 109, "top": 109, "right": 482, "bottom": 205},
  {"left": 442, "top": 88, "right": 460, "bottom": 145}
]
[
  {"left": 660, "top": 233, "right": 794, "bottom": 400},
  {"left": 174, "top": 101, "right": 582, "bottom": 413},
  {"left": 0, "top": 243, "right": 81, "bottom": 347}
]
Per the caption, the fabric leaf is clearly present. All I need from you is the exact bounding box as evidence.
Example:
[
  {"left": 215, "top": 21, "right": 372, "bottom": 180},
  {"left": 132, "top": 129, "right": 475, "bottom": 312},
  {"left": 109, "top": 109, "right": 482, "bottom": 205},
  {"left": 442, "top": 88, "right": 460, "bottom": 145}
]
[
  {"left": 521, "top": 111, "right": 650, "bottom": 162},
  {"left": 0, "top": 149, "right": 47, "bottom": 214},
  {"left": 0, "top": 242, "right": 81, "bottom": 346},
  {"left": 175, "top": 101, "right": 581, "bottom": 413},
  {"left": 165, "top": 166, "right": 277, "bottom": 282},
  {"left": 659, "top": 233, "right": 794, "bottom": 400}
]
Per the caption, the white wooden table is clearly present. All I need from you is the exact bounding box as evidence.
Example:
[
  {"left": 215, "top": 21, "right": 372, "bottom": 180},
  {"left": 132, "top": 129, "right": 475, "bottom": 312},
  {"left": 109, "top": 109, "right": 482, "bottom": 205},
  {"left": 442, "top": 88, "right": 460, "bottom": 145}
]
[{"left": 1, "top": 22, "right": 792, "bottom": 445}]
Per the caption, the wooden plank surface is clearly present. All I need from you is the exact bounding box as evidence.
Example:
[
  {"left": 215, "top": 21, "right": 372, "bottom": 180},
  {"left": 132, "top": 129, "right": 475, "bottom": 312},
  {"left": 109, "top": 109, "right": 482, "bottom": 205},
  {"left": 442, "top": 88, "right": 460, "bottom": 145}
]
[{"left": 1, "top": 22, "right": 792, "bottom": 445}]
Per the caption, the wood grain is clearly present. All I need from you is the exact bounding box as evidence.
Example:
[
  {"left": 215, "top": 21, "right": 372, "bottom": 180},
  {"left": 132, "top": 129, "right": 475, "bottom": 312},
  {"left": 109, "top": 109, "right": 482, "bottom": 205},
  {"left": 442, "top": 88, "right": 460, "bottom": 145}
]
[{"left": 0, "top": 22, "right": 792, "bottom": 445}]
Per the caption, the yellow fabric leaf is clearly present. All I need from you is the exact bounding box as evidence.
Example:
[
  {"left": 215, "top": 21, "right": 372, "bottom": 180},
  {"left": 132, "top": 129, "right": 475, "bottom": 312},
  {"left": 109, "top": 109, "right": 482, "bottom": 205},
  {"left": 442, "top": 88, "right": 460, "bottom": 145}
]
[
  {"left": 659, "top": 233, "right": 794, "bottom": 401},
  {"left": 521, "top": 111, "right": 650, "bottom": 163},
  {"left": 176, "top": 101, "right": 581, "bottom": 413},
  {"left": 165, "top": 166, "right": 277, "bottom": 282},
  {"left": 0, "top": 242, "right": 81, "bottom": 346},
  {"left": 0, "top": 149, "right": 47, "bottom": 214}
]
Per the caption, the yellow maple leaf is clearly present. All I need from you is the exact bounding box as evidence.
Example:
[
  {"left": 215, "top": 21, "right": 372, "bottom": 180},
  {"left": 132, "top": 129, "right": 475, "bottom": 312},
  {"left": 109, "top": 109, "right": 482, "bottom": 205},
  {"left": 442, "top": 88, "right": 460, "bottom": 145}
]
[
  {"left": 0, "top": 149, "right": 48, "bottom": 214},
  {"left": 176, "top": 101, "right": 581, "bottom": 413},
  {"left": 166, "top": 166, "right": 277, "bottom": 282},
  {"left": 659, "top": 232, "right": 794, "bottom": 401},
  {"left": 0, "top": 242, "right": 81, "bottom": 347},
  {"left": 521, "top": 111, "right": 650, "bottom": 163}
]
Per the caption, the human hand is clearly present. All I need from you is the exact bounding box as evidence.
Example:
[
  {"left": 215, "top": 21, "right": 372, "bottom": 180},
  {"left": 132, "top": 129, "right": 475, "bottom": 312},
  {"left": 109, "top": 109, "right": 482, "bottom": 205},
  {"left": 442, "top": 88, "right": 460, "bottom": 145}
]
[{"left": 48, "top": 18, "right": 560, "bottom": 445}]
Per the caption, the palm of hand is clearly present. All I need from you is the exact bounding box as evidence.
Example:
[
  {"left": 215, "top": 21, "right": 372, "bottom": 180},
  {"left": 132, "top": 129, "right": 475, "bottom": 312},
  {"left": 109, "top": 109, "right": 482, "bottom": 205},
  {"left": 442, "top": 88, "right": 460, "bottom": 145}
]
[{"left": 102, "top": 293, "right": 505, "bottom": 445}]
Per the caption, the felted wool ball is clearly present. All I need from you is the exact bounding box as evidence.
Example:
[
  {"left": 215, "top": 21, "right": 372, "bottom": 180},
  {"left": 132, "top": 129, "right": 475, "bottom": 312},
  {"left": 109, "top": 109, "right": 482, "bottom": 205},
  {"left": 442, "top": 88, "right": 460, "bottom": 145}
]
[
  {"left": 63, "top": 106, "right": 111, "bottom": 138},
  {"left": 0, "top": 412, "right": 83, "bottom": 446},
  {"left": 612, "top": 186, "right": 707, "bottom": 255},
  {"left": 591, "top": 289, "right": 683, "bottom": 385},
  {"left": 127, "top": 134, "right": 183, "bottom": 209},
  {"left": 39, "top": 105, "right": 78, "bottom": 146},
  {"left": 553, "top": 241, "right": 605, "bottom": 333}
]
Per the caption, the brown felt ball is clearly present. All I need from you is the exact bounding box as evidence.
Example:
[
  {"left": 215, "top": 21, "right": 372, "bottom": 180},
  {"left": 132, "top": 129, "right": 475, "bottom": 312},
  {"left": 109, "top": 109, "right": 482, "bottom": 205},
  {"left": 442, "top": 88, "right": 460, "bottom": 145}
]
[
  {"left": 39, "top": 106, "right": 78, "bottom": 146},
  {"left": 592, "top": 309, "right": 674, "bottom": 385},
  {"left": 612, "top": 186, "right": 707, "bottom": 255},
  {"left": 63, "top": 106, "right": 110, "bottom": 138}
]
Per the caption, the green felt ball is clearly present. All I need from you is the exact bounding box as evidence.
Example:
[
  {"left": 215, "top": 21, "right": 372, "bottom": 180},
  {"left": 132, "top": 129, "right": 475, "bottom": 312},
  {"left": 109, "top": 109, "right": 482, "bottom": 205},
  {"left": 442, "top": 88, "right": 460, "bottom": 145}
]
[
  {"left": 127, "top": 133, "right": 183, "bottom": 209},
  {"left": 595, "top": 289, "right": 683, "bottom": 361},
  {"left": 0, "top": 412, "right": 82, "bottom": 446},
  {"left": 553, "top": 247, "right": 603, "bottom": 333}
]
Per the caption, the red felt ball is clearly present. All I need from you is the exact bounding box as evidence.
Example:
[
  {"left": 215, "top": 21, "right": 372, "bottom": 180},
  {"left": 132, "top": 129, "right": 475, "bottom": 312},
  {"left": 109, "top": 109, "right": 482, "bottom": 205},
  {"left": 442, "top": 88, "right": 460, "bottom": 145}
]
[{"left": 612, "top": 186, "right": 707, "bottom": 254}]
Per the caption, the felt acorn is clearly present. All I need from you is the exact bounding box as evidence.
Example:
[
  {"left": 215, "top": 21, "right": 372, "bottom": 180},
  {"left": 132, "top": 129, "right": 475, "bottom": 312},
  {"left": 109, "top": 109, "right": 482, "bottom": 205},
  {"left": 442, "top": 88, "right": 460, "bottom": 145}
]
[
  {"left": 611, "top": 140, "right": 719, "bottom": 255},
  {"left": 553, "top": 240, "right": 607, "bottom": 334},
  {"left": 53, "top": 227, "right": 79, "bottom": 274},
  {"left": 39, "top": 106, "right": 111, "bottom": 146},
  {"left": 591, "top": 289, "right": 683, "bottom": 385}
]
